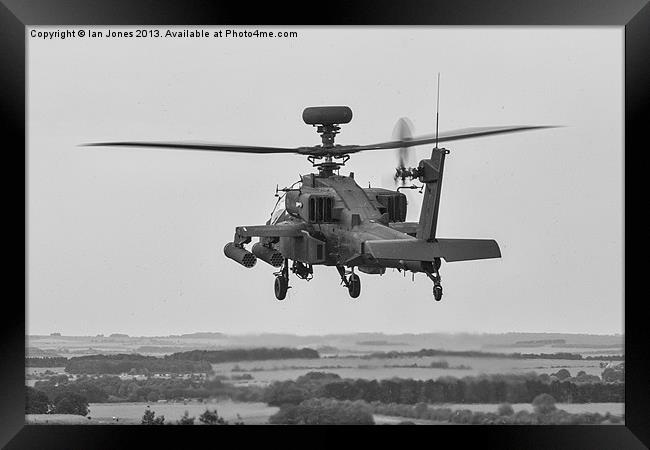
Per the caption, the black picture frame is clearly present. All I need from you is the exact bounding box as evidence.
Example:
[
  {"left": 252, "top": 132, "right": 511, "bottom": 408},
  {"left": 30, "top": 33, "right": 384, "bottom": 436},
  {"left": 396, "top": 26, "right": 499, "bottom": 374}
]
[{"left": 2, "top": 0, "right": 647, "bottom": 448}]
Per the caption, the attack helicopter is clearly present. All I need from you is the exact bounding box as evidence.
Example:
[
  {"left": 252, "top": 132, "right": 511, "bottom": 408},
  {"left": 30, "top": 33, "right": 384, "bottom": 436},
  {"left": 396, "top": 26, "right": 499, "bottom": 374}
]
[{"left": 86, "top": 104, "right": 554, "bottom": 301}]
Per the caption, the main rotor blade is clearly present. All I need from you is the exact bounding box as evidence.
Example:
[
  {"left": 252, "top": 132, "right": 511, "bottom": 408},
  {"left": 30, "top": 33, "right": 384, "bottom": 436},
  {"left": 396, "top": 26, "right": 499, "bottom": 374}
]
[
  {"left": 83, "top": 125, "right": 559, "bottom": 157},
  {"left": 340, "top": 125, "right": 559, "bottom": 153},
  {"left": 82, "top": 141, "right": 312, "bottom": 154}
]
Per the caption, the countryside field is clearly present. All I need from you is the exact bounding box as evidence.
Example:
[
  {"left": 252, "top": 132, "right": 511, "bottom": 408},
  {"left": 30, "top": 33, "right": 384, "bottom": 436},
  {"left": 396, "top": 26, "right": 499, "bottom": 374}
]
[
  {"left": 214, "top": 355, "right": 608, "bottom": 386},
  {"left": 25, "top": 332, "right": 624, "bottom": 424},
  {"left": 27, "top": 400, "right": 624, "bottom": 425}
]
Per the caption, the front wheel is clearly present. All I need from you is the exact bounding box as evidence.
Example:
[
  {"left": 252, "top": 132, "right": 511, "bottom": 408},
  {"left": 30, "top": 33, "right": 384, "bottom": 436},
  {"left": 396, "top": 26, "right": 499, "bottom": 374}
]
[
  {"left": 433, "top": 284, "right": 443, "bottom": 301},
  {"left": 274, "top": 276, "right": 288, "bottom": 300},
  {"left": 348, "top": 274, "right": 361, "bottom": 298}
]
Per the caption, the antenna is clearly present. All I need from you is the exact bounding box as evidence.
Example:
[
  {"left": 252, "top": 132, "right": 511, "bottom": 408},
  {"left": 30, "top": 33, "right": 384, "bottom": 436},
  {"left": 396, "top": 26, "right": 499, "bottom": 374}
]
[{"left": 435, "top": 72, "right": 440, "bottom": 149}]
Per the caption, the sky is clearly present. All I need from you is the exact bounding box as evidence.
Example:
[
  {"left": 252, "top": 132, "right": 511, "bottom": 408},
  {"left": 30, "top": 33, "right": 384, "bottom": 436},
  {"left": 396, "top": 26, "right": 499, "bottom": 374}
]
[{"left": 27, "top": 26, "right": 623, "bottom": 336}]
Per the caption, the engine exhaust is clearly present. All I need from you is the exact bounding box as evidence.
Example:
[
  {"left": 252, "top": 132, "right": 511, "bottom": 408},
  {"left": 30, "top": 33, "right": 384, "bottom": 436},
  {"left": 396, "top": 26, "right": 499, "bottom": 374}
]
[
  {"left": 223, "top": 242, "right": 257, "bottom": 268},
  {"left": 251, "top": 242, "right": 284, "bottom": 267}
]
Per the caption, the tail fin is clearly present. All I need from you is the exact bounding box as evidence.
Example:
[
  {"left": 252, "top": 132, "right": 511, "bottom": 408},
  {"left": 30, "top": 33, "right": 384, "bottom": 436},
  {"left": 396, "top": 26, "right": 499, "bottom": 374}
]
[
  {"left": 416, "top": 147, "right": 446, "bottom": 241},
  {"left": 417, "top": 73, "right": 446, "bottom": 241}
]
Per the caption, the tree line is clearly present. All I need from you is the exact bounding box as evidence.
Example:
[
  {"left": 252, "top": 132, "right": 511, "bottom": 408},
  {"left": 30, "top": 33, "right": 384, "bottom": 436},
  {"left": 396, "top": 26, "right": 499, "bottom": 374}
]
[
  {"left": 35, "top": 347, "right": 321, "bottom": 375},
  {"left": 269, "top": 398, "right": 374, "bottom": 425},
  {"left": 64, "top": 354, "right": 212, "bottom": 375},
  {"left": 263, "top": 372, "right": 624, "bottom": 406},
  {"left": 32, "top": 374, "right": 265, "bottom": 404},
  {"left": 165, "top": 347, "right": 320, "bottom": 363},
  {"left": 26, "top": 386, "right": 89, "bottom": 416},
  {"left": 27, "top": 368, "right": 623, "bottom": 417},
  {"left": 363, "top": 349, "right": 623, "bottom": 361},
  {"left": 268, "top": 395, "right": 621, "bottom": 425},
  {"left": 26, "top": 357, "right": 69, "bottom": 367},
  {"left": 142, "top": 408, "right": 242, "bottom": 425}
]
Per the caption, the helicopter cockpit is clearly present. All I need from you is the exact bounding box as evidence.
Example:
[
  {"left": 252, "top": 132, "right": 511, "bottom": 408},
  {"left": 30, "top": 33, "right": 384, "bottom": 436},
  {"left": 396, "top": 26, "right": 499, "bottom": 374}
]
[{"left": 270, "top": 205, "right": 286, "bottom": 225}]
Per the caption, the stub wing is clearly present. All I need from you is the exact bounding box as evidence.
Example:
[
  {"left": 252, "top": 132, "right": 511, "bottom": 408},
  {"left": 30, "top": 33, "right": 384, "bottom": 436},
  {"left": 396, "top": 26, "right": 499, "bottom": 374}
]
[
  {"left": 235, "top": 224, "right": 306, "bottom": 238},
  {"left": 233, "top": 223, "right": 306, "bottom": 245},
  {"left": 364, "top": 238, "right": 501, "bottom": 263}
]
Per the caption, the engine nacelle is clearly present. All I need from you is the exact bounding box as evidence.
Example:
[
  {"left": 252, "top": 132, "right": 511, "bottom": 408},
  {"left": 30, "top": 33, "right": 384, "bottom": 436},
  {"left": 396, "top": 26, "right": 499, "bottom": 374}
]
[
  {"left": 252, "top": 242, "right": 284, "bottom": 267},
  {"left": 223, "top": 242, "right": 257, "bottom": 268}
]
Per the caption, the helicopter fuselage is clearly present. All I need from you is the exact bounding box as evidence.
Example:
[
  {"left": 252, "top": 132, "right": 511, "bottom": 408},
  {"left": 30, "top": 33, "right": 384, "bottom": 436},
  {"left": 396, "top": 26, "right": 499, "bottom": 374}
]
[
  {"left": 272, "top": 172, "right": 414, "bottom": 272},
  {"left": 228, "top": 145, "right": 501, "bottom": 301}
]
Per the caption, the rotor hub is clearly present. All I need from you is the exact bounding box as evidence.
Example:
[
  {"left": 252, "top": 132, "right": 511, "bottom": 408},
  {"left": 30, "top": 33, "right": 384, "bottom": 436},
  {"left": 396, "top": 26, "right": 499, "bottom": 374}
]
[
  {"left": 308, "top": 153, "right": 350, "bottom": 177},
  {"left": 316, "top": 124, "right": 341, "bottom": 148}
]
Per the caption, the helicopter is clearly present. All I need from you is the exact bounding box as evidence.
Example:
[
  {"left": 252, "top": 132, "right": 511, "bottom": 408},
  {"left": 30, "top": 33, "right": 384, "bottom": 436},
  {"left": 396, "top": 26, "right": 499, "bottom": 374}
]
[{"left": 85, "top": 104, "right": 554, "bottom": 301}]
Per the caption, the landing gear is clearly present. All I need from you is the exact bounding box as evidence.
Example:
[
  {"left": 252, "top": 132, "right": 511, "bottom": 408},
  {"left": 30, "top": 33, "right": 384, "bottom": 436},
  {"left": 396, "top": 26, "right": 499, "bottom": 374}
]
[
  {"left": 433, "top": 284, "right": 443, "bottom": 301},
  {"left": 337, "top": 265, "right": 361, "bottom": 299},
  {"left": 273, "top": 258, "right": 291, "bottom": 301},
  {"left": 291, "top": 261, "right": 313, "bottom": 281},
  {"left": 425, "top": 258, "right": 443, "bottom": 301},
  {"left": 348, "top": 273, "right": 361, "bottom": 298},
  {"left": 274, "top": 276, "right": 288, "bottom": 300}
]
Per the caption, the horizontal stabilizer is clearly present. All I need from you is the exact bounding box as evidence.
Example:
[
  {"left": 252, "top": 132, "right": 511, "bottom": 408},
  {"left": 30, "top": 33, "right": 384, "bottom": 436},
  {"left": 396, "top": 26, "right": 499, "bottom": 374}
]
[{"left": 364, "top": 238, "right": 501, "bottom": 263}]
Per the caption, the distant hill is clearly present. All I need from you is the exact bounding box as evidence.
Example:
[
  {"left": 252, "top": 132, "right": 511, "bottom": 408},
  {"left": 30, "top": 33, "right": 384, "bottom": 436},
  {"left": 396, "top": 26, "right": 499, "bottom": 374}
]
[
  {"left": 167, "top": 347, "right": 320, "bottom": 363},
  {"left": 356, "top": 340, "right": 405, "bottom": 346},
  {"left": 26, "top": 332, "right": 623, "bottom": 357},
  {"left": 175, "top": 332, "right": 224, "bottom": 339},
  {"left": 514, "top": 339, "right": 566, "bottom": 346}
]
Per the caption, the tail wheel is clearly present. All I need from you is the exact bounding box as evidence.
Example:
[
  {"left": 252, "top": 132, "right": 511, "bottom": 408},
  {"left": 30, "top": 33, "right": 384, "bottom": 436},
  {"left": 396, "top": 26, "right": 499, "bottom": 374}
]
[
  {"left": 274, "top": 276, "right": 288, "bottom": 300},
  {"left": 433, "top": 284, "right": 443, "bottom": 301},
  {"left": 348, "top": 274, "right": 361, "bottom": 298}
]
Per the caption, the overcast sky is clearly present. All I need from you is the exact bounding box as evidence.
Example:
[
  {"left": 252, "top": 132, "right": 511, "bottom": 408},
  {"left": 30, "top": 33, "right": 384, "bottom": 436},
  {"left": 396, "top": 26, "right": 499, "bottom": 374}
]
[{"left": 27, "top": 26, "right": 623, "bottom": 336}]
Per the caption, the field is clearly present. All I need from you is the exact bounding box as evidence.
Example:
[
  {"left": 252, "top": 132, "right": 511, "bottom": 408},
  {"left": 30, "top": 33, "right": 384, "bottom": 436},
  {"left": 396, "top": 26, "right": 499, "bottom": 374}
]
[
  {"left": 26, "top": 367, "right": 66, "bottom": 387},
  {"left": 28, "top": 400, "right": 278, "bottom": 425},
  {"left": 26, "top": 332, "right": 624, "bottom": 424},
  {"left": 428, "top": 402, "right": 623, "bottom": 415},
  {"left": 26, "top": 401, "right": 623, "bottom": 425},
  {"left": 214, "top": 355, "right": 608, "bottom": 386}
]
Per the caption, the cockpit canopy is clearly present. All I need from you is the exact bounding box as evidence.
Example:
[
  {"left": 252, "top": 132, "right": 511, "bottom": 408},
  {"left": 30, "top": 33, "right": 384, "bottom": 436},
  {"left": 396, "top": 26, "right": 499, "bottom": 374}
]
[{"left": 270, "top": 206, "right": 286, "bottom": 225}]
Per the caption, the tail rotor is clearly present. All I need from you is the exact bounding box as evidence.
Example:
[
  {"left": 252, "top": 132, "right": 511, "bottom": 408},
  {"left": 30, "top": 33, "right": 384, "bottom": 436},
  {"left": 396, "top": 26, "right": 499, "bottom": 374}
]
[{"left": 392, "top": 117, "right": 415, "bottom": 186}]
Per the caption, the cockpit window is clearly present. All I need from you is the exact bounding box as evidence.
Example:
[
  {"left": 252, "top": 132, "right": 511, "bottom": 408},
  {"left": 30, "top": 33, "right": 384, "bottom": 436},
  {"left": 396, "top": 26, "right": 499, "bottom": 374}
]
[{"left": 270, "top": 207, "right": 286, "bottom": 224}]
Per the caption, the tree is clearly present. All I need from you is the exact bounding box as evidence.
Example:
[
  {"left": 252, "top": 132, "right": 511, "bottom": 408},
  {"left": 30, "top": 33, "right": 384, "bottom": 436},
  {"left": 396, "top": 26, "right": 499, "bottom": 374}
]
[
  {"left": 141, "top": 408, "right": 165, "bottom": 425},
  {"left": 414, "top": 402, "right": 429, "bottom": 418},
  {"left": 52, "top": 392, "right": 89, "bottom": 416},
  {"left": 177, "top": 410, "right": 195, "bottom": 425},
  {"left": 553, "top": 369, "right": 571, "bottom": 381},
  {"left": 497, "top": 403, "right": 514, "bottom": 416},
  {"left": 269, "top": 399, "right": 374, "bottom": 425},
  {"left": 198, "top": 409, "right": 227, "bottom": 425},
  {"left": 532, "top": 393, "right": 557, "bottom": 415},
  {"left": 264, "top": 381, "right": 308, "bottom": 406},
  {"left": 601, "top": 365, "right": 624, "bottom": 383},
  {"left": 25, "top": 386, "right": 52, "bottom": 414},
  {"left": 268, "top": 404, "right": 300, "bottom": 425}
]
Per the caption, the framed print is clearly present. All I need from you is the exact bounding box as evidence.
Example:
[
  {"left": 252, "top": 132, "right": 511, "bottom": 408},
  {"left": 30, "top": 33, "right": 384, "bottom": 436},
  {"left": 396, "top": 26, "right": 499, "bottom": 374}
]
[{"left": 2, "top": 0, "right": 648, "bottom": 448}]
